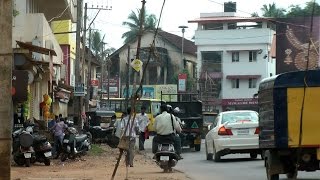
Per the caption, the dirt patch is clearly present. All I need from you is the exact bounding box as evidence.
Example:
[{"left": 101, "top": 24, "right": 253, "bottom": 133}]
[{"left": 11, "top": 144, "right": 190, "bottom": 180}]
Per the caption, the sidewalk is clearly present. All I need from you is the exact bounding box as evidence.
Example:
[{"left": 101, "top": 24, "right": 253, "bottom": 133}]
[{"left": 11, "top": 142, "right": 190, "bottom": 180}]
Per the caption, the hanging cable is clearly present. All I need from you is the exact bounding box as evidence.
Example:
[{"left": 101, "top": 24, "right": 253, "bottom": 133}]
[
  {"left": 295, "top": 0, "right": 316, "bottom": 173},
  {"left": 48, "top": 3, "right": 71, "bottom": 23}
]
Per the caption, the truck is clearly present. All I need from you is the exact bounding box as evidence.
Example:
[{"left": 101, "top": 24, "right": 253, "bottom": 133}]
[
  {"left": 258, "top": 70, "right": 320, "bottom": 180},
  {"left": 161, "top": 92, "right": 203, "bottom": 151}
]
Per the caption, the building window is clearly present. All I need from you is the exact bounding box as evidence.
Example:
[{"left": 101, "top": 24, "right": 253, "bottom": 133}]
[
  {"left": 232, "top": 79, "right": 239, "bottom": 89},
  {"left": 201, "top": 51, "right": 222, "bottom": 72},
  {"left": 249, "top": 51, "right": 257, "bottom": 62},
  {"left": 232, "top": 52, "right": 239, "bottom": 62},
  {"left": 249, "top": 78, "right": 257, "bottom": 88},
  {"left": 202, "top": 23, "right": 223, "bottom": 30}
]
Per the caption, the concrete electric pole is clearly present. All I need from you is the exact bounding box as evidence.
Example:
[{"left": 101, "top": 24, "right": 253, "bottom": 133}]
[
  {"left": 74, "top": 0, "right": 83, "bottom": 127},
  {"left": 85, "top": 28, "right": 92, "bottom": 111},
  {"left": 178, "top": 25, "right": 188, "bottom": 69},
  {"left": 0, "top": 0, "right": 13, "bottom": 179},
  {"left": 132, "top": 0, "right": 146, "bottom": 94}
]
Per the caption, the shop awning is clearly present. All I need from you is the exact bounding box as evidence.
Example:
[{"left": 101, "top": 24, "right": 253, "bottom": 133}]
[
  {"left": 226, "top": 75, "right": 261, "bottom": 79},
  {"left": 16, "top": 41, "right": 57, "bottom": 56}
]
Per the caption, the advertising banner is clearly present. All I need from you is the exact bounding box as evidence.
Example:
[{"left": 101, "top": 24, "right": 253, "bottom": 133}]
[
  {"left": 276, "top": 17, "right": 320, "bottom": 74},
  {"left": 178, "top": 73, "right": 187, "bottom": 92},
  {"left": 102, "top": 77, "right": 120, "bottom": 98}
]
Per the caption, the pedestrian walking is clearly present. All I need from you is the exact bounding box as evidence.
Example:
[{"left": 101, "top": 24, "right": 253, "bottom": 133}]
[
  {"left": 121, "top": 107, "right": 138, "bottom": 167},
  {"left": 137, "top": 106, "right": 149, "bottom": 151}
]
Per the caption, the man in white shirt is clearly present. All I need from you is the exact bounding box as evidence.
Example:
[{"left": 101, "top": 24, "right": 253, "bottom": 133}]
[
  {"left": 121, "top": 107, "right": 138, "bottom": 167},
  {"left": 152, "top": 104, "right": 182, "bottom": 159},
  {"left": 137, "top": 106, "right": 149, "bottom": 151}
]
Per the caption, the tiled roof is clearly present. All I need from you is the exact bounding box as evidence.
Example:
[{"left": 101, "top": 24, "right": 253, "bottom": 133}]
[{"left": 158, "top": 30, "right": 196, "bottom": 56}]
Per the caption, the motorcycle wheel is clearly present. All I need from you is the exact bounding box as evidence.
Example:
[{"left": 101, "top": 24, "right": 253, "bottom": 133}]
[
  {"left": 60, "top": 153, "right": 68, "bottom": 162},
  {"left": 14, "top": 156, "right": 25, "bottom": 166},
  {"left": 44, "top": 158, "right": 50, "bottom": 166},
  {"left": 68, "top": 153, "right": 76, "bottom": 160},
  {"left": 25, "top": 159, "right": 31, "bottom": 167}
]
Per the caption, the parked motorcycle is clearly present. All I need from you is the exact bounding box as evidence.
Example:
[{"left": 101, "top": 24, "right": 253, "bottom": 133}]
[
  {"left": 154, "top": 142, "right": 179, "bottom": 172},
  {"left": 12, "top": 126, "right": 34, "bottom": 167},
  {"left": 32, "top": 133, "right": 52, "bottom": 166},
  {"left": 60, "top": 127, "right": 91, "bottom": 162}
]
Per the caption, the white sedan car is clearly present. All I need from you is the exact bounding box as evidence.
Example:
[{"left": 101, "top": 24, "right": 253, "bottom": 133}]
[{"left": 205, "top": 110, "right": 261, "bottom": 162}]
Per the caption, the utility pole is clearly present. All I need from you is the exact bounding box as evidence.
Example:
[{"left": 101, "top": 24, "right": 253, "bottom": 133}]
[
  {"left": 106, "top": 55, "right": 111, "bottom": 102},
  {"left": 178, "top": 25, "right": 188, "bottom": 70},
  {"left": 125, "top": 46, "right": 130, "bottom": 110},
  {"left": 100, "top": 42, "right": 105, "bottom": 97},
  {"left": 82, "top": 2, "right": 88, "bottom": 112},
  {"left": 133, "top": 0, "right": 146, "bottom": 94},
  {"left": 0, "top": 0, "right": 12, "bottom": 179},
  {"left": 86, "top": 28, "right": 92, "bottom": 111},
  {"left": 74, "top": 0, "right": 83, "bottom": 127}
]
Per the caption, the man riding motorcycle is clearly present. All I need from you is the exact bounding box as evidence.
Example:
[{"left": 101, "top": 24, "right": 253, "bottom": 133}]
[{"left": 152, "top": 104, "right": 183, "bottom": 159}]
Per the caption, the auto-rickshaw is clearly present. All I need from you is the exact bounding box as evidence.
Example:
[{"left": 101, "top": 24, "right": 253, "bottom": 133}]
[
  {"left": 202, "top": 111, "right": 218, "bottom": 138},
  {"left": 85, "top": 109, "right": 116, "bottom": 144}
]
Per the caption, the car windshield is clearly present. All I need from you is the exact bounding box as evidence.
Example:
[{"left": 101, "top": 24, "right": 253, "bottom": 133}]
[
  {"left": 203, "top": 115, "right": 215, "bottom": 124},
  {"left": 221, "top": 111, "right": 258, "bottom": 124}
]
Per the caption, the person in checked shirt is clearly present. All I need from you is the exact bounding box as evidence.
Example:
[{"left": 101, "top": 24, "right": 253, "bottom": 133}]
[{"left": 121, "top": 107, "right": 138, "bottom": 167}]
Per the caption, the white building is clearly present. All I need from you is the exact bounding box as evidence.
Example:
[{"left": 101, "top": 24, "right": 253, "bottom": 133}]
[
  {"left": 12, "top": 0, "right": 76, "bottom": 121},
  {"left": 189, "top": 12, "right": 276, "bottom": 112}
]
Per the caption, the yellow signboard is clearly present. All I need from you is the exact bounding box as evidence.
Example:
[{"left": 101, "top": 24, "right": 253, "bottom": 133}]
[{"left": 131, "top": 59, "right": 143, "bottom": 72}]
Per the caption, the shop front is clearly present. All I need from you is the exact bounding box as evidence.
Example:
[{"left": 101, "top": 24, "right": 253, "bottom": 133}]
[{"left": 221, "top": 98, "right": 258, "bottom": 112}]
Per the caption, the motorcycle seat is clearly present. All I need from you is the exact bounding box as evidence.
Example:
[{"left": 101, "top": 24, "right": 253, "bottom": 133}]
[
  {"left": 75, "top": 134, "right": 88, "bottom": 142},
  {"left": 33, "top": 134, "right": 47, "bottom": 143}
]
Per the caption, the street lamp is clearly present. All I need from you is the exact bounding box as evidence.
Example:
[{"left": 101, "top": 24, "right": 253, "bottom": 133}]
[{"left": 179, "top": 25, "right": 188, "bottom": 69}]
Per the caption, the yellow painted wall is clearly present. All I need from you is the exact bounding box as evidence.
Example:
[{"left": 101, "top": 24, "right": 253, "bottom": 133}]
[
  {"left": 287, "top": 87, "right": 320, "bottom": 147},
  {"left": 52, "top": 20, "right": 76, "bottom": 59}
]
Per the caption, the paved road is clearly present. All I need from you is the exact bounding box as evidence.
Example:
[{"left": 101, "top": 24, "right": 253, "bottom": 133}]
[{"left": 174, "top": 140, "right": 320, "bottom": 180}]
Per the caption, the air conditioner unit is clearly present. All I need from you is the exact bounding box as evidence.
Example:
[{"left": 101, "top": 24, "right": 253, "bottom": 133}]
[
  {"left": 60, "top": 64, "right": 66, "bottom": 79},
  {"left": 32, "top": 37, "right": 42, "bottom": 61},
  {"left": 45, "top": 40, "right": 54, "bottom": 62},
  {"left": 71, "top": 74, "right": 75, "bottom": 86}
]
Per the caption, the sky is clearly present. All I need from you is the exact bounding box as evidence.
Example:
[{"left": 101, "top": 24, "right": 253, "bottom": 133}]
[{"left": 84, "top": 0, "right": 313, "bottom": 50}]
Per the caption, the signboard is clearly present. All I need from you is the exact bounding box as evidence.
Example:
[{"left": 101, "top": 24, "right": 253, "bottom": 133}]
[
  {"left": 102, "top": 77, "right": 120, "bottom": 98},
  {"left": 178, "top": 73, "right": 187, "bottom": 92},
  {"left": 222, "top": 98, "right": 258, "bottom": 106},
  {"left": 155, "top": 85, "right": 177, "bottom": 102},
  {"left": 122, "top": 86, "right": 155, "bottom": 99},
  {"left": 131, "top": 59, "right": 143, "bottom": 72},
  {"left": 122, "top": 85, "right": 177, "bottom": 101},
  {"left": 91, "top": 79, "right": 99, "bottom": 87},
  {"left": 276, "top": 17, "right": 320, "bottom": 74},
  {"left": 74, "top": 83, "right": 85, "bottom": 96}
]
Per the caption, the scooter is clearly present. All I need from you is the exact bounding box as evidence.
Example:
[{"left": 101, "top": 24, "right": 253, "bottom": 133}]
[
  {"left": 154, "top": 142, "right": 179, "bottom": 172},
  {"left": 12, "top": 126, "right": 35, "bottom": 167},
  {"left": 60, "top": 127, "right": 91, "bottom": 162},
  {"left": 32, "top": 133, "right": 52, "bottom": 166}
]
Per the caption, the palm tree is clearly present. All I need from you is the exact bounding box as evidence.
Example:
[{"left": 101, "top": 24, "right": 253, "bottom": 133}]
[
  {"left": 122, "top": 7, "right": 158, "bottom": 43},
  {"left": 89, "top": 31, "right": 115, "bottom": 58},
  {"left": 261, "top": 3, "right": 286, "bottom": 18}
]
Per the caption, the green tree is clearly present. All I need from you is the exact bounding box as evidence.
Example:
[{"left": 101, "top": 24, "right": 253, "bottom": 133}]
[
  {"left": 261, "top": 3, "right": 286, "bottom": 17},
  {"left": 251, "top": 12, "right": 260, "bottom": 17},
  {"left": 296, "top": 1, "right": 320, "bottom": 16},
  {"left": 89, "top": 31, "right": 115, "bottom": 58},
  {"left": 122, "top": 7, "right": 159, "bottom": 44},
  {"left": 91, "top": 30, "right": 102, "bottom": 57}
]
